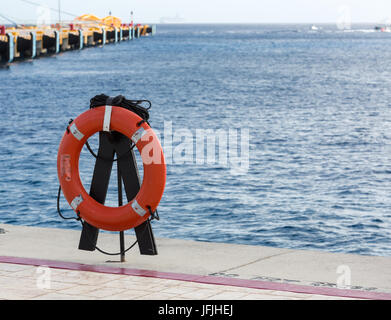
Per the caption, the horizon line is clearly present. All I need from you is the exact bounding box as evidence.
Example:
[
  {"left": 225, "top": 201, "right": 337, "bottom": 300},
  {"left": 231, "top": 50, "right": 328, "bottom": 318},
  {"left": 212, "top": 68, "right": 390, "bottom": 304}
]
[{"left": 0, "top": 21, "right": 384, "bottom": 25}]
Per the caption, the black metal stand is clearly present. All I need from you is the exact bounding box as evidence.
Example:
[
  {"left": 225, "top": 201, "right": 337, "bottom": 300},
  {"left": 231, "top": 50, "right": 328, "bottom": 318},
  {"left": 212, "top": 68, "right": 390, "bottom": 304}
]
[{"left": 78, "top": 131, "right": 158, "bottom": 259}]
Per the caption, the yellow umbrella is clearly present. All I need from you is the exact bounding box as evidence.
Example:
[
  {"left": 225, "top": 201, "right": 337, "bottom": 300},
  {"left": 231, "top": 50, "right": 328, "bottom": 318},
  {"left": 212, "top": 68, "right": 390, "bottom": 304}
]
[
  {"left": 75, "top": 14, "right": 102, "bottom": 23},
  {"left": 102, "top": 16, "right": 122, "bottom": 28}
]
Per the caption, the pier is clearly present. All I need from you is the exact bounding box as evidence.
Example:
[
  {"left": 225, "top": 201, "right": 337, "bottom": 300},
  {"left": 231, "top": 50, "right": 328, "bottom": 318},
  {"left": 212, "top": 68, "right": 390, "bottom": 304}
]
[{"left": 0, "top": 15, "right": 156, "bottom": 65}]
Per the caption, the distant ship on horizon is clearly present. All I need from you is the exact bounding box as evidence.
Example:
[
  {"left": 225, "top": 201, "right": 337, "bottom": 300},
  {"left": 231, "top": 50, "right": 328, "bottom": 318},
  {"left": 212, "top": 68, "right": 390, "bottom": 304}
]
[
  {"left": 374, "top": 18, "right": 391, "bottom": 32},
  {"left": 159, "top": 14, "right": 186, "bottom": 24},
  {"left": 374, "top": 25, "right": 391, "bottom": 32}
]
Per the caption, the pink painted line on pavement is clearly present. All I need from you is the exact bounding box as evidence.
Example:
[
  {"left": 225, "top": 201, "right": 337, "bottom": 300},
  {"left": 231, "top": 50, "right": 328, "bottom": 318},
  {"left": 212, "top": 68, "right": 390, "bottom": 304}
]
[{"left": 0, "top": 255, "right": 390, "bottom": 300}]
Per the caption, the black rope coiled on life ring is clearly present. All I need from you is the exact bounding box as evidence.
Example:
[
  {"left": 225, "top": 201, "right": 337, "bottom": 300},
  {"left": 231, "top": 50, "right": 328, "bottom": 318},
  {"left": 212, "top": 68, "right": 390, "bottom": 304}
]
[{"left": 90, "top": 94, "right": 152, "bottom": 126}]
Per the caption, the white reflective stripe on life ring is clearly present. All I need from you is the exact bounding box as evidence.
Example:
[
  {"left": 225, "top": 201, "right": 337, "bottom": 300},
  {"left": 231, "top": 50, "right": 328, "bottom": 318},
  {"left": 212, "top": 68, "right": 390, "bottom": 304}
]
[
  {"left": 132, "top": 200, "right": 146, "bottom": 217},
  {"left": 103, "top": 105, "right": 113, "bottom": 132},
  {"left": 131, "top": 127, "right": 147, "bottom": 144},
  {"left": 70, "top": 123, "right": 84, "bottom": 141},
  {"left": 71, "top": 195, "right": 83, "bottom": 210}
]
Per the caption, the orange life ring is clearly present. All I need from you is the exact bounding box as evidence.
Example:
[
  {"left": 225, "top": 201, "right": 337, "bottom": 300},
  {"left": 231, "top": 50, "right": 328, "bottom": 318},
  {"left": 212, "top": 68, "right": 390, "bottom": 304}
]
[{"left": 57, "top": 105, "right": 166, "bottom": 231}]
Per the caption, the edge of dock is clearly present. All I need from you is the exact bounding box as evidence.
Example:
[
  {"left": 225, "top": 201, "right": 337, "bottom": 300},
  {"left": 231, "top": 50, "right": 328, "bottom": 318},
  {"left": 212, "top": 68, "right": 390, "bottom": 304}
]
[{"left": 1, "top": 223, "right": 390, "bottom": 300}]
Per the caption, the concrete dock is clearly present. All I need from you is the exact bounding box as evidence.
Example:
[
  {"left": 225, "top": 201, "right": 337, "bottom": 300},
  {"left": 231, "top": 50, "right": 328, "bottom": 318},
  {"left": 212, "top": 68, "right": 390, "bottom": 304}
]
[{"left": 0, "top": 223, "right": 390, "bottom": 300}]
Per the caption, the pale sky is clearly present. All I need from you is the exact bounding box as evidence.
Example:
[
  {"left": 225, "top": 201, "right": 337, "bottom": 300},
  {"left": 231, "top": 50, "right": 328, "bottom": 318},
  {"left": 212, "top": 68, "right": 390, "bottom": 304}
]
[{"left": 1, "top": 0, "right": 391, "bottom": 24}]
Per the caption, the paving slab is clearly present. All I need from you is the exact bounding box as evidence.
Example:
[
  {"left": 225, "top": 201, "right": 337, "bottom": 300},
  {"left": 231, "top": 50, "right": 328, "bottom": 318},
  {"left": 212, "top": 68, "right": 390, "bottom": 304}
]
[{"left": 0, "top": 262, "right": 359, "bottom": 300}]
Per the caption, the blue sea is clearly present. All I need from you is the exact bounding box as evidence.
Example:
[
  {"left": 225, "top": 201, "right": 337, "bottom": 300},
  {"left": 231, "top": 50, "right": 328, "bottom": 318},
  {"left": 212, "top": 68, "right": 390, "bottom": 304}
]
[{"left": 1, "top": 24, "right": 391, "bottom": 256}]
